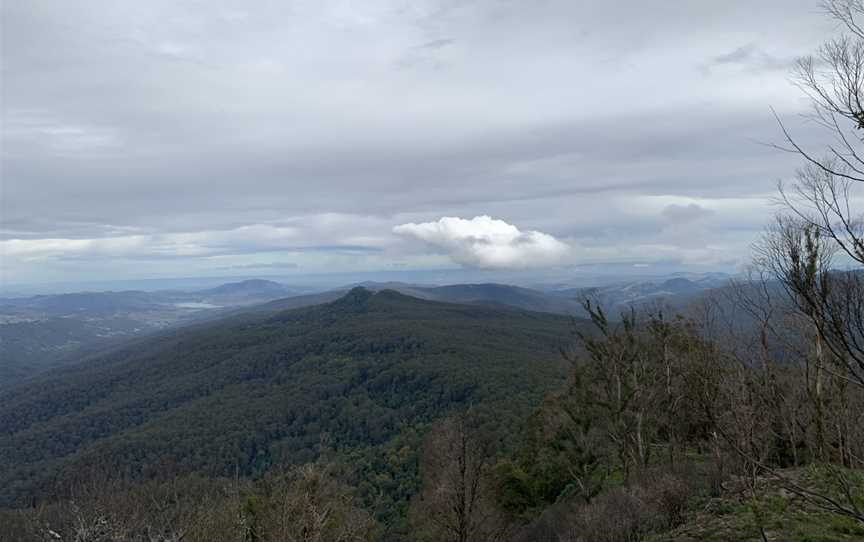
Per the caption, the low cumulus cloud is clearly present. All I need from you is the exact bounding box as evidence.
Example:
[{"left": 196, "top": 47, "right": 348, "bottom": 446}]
[{"left": 393, "top": 216, "right": 570, "bottom": 270}]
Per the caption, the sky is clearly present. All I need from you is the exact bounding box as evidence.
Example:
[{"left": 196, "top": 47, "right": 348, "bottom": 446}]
[{"left": 0, "top": 0, "right": 842, "bottom": 287}]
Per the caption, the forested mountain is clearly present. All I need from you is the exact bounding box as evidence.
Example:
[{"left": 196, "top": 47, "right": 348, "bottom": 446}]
[
  {"left": 252, "top": 282, "right": 584, "bottom": 315},
  {"left": 4, "top": 280, "right": 861, "bottom": 541},
  {"left": 0, "top": 276, "right": 728, "bottom": 392},
  {"left": 391, "top": 283, "right": 584, "bottom": 314},
  {"left": 0, "top": 316, "right": 144, "bottom": 387},
  {"left": 0, "top": 288, "right": 576, "bottom": 519},
  {"left": 317, "top": 278, "right": 726, "bottom": 317}
]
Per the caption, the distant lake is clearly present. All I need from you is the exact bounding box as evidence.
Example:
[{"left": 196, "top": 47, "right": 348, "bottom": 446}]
[{"left": 174, "top": 302, "right": 221, "bottom": 309}]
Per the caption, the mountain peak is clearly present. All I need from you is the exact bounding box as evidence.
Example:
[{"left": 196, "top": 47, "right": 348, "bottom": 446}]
[
  {"left": 330, "top": 287, "right": 375, "bottom": 309},
  {"left": 371, "top": 288, "right": 414, "bottom": 303},
  {"left": 324, "top": 288, "right": 443, "bottom": 316}
]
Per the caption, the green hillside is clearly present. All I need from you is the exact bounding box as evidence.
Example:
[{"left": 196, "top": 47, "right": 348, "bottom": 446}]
[
  {"left": 0, "top": 288, "right": 576, "bottom": 515},
  {"left": 0, "top": 315, "right": 146, "bottom": 388}
]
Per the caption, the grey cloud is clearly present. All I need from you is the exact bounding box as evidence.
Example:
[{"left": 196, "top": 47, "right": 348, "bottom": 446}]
[
  {"left": 0, "top": 0, "right": 837, "bottom": 283},
  {"left": 662, "top": 203, "right": 715, "bottom": 223},
  {"left": 710, "top": 43, "right": 794, "bottom": 72},
  {"left": 714, "top": 44, "right": 762, "bottom": 64},
  {"left": 416, "top": 38, "right": 453, "bottom": 50}
]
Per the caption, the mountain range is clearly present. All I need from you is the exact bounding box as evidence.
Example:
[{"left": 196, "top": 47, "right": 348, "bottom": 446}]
[
  {"left": 0, "top": 271, "right": 737, "bottom": 533},
  {"left": 0, "top": 275, "right": 730, "bottom": 389}
]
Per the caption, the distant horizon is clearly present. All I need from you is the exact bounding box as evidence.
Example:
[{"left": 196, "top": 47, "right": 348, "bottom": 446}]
[{"left": 0, "top": 262, "right": 736, "bottom": 297}]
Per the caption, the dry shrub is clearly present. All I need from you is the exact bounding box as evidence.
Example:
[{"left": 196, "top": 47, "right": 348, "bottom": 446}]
[
  {"left": 10, "top": 465, "right": 376, "bottom": 542},
  {"left": 517, "top": 463, "right": 715, "bottom": 542}
]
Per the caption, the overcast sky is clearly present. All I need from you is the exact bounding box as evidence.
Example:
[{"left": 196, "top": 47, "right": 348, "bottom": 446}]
[{"left": 0, "top": 0, "right": 839, "bottom": 286}]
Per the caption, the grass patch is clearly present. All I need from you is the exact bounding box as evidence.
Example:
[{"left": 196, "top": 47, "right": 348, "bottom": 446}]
[{"left": 646, "top": 467, "right": 864, "bottom": 542}]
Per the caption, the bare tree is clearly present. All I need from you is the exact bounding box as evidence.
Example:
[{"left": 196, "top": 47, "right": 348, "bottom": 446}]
[
  {"left": 255, "top": 463, "right": 375, "bottom": 542},
  {"left": 770, "top": 0, "right": 864, "bottom": 391},
  {"left": 754, "top": 4, "right": 864, "bottom": 519},
  {"left": 565, "top": 301, "right": 688, "bottom": 479},
  {"left": 410, "top": 414, "right": 510, "bottom": 542}
]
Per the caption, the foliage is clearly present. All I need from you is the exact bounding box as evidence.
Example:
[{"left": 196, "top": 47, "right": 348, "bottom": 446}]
[{"left": 0, "top": 288, "right": 574, "bottom": 527}]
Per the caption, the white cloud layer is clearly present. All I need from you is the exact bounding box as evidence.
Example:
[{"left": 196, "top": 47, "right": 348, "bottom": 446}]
[
  {"left": 393, "top": 216, "right": 570, "bottom": 270},
  {"left": 0, "top": 0, "right": 835, "bottom": 284}
]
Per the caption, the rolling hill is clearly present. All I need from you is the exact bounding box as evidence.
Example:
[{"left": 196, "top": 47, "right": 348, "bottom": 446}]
[
  {"left": 409, "top": 283, "right": 583, "bottom": 314},
  {"left": 0, "top": 288, "right": 577, "bottom": 511},
  {"left": 0, "top": 280, "right": 298, "bottom": 388},
  {"left": 350, "top": 278, "right": 728, "bottom": 316}
]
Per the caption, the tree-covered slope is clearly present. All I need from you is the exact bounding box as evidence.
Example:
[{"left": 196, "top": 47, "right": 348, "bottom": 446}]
[
  {"left": 0, "top": 280, "right": 299, "bottom": 389},
  {"left": 0, "top": 288, "right": 576, "bottom": 507},
  {"left": 0, "top": 315, "right": 149, "bottom": 388}
]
